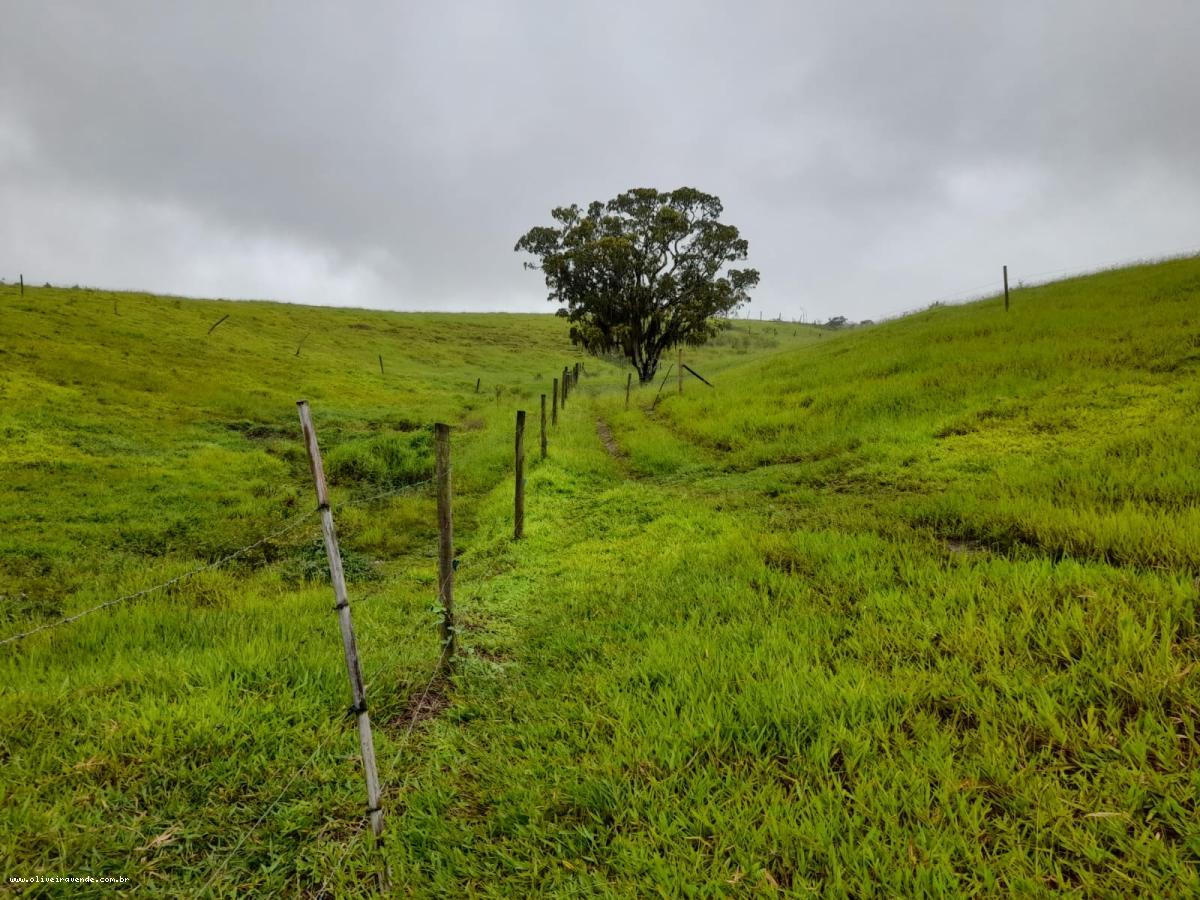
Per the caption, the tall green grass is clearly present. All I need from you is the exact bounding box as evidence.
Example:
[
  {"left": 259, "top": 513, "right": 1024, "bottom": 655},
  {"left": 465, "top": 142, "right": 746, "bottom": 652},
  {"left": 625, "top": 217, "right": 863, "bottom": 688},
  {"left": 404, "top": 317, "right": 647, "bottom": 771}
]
[{"left": 1, "top": 262, "right": 1197, "bottom": 896}]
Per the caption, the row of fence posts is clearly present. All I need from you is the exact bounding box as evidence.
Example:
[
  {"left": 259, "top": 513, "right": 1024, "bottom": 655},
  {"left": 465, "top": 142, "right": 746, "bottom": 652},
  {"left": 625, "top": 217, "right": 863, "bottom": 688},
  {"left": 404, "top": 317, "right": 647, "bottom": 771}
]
[
  {"left": 514, "top": 361, "right": 580, "bottom": 539},
  {"left": 291, "top": 360, "right": 584, "bottom": 886}
]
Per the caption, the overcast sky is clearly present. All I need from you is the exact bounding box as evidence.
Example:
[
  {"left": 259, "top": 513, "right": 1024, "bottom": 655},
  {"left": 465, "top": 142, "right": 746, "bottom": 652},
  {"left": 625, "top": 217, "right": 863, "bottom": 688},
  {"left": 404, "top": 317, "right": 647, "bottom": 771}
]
[{"left": 2, "top": 1, "right": 1197, "bottom": 321}]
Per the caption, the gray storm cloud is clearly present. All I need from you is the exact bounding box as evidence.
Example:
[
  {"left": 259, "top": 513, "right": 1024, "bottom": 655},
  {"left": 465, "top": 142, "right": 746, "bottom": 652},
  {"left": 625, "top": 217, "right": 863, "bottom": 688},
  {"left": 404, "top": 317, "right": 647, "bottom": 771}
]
[{"left": 2, "top": 0, "right": 1197, "bottom": 320}]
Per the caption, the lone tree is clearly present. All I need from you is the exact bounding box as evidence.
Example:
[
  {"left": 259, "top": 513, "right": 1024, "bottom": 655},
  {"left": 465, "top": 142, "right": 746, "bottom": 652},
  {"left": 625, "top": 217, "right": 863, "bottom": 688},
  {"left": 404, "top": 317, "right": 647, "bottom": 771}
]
[{"left": 515, "top": 187, "right": 759, "bottom": 382}]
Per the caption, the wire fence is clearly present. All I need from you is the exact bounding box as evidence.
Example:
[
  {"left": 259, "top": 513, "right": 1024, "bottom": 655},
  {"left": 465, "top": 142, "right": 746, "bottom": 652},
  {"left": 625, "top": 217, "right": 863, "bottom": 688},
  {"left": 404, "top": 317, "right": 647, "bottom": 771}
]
[
  {"left": 341, "top": 477, "right": 434, "bottom": 509},
  {"left": 191, "top": 718, "right": 345, "bottom": 898},
  {"left": 2, "top": 340, "right": 576, "bottom": 891},
  {"left": 728, "top": 245, "right": 1200, "bottom": 327},
  {"left": 0, "top": 478, "right": 436, "bottom": 648},
  {"left": 189, "top": 590, "right": 448, "bottom": 898},
  {"left": 0, "top": 392, "right": 454, "bottom": 887},
  {"left": 315, "top": 642, "right": 452, "bottom": 896},
  {"left": 873, "top": 245, "right": 1200, "bottom": 324},
  {"left": 0, "top": 510, "right": 317, "bottom": 647}
]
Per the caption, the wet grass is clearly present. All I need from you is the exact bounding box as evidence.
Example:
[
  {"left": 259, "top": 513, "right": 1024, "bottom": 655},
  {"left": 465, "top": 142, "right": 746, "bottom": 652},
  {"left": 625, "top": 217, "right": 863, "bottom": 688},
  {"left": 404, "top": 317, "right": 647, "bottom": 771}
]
[{"left": 1, "top": 261, "right": 1198, "bottom": 896}]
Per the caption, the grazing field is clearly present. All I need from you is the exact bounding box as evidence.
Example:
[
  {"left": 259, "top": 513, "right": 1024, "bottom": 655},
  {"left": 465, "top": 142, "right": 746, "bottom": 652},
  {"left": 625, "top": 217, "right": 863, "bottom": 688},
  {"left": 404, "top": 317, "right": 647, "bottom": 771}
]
[{"left": 1, "top": 259, "right": 1198, "bottom": 896}]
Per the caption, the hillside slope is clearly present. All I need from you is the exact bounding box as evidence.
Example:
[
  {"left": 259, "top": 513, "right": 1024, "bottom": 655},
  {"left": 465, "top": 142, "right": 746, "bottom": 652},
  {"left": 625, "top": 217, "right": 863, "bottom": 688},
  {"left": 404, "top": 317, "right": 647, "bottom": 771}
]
[{"left": 1, "top": 262, "right": 1197, "bottom": 895}]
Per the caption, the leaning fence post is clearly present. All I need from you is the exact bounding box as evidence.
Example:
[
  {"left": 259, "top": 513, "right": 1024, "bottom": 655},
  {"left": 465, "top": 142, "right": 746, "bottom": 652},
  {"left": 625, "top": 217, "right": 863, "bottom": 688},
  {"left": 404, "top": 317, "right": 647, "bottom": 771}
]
[
  {"left": 514, "top": 410, "right": 525, "bottom": 540},
  {"left": 625, "top": 372, "right": 632, "bottom": 410},
  {"left": 552, "top": 377, "right": 559, "bottom": 426},
  {"left": 434, "top": 423, "right": 455, "bottom": 674},
  {"left": 296, "top": 401, "right": 386, "bottom": 854},
  {"left": 540, "top": 394, "right": 547, "bottom": 460},
  {"left": 475, "top": 377, "right": 480, "bottom": 393}
]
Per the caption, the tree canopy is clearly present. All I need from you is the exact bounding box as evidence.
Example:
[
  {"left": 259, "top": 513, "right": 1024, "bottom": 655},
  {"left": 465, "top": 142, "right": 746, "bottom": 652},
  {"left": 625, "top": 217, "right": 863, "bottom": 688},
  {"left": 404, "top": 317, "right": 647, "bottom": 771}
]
[{"left": 515, "top": 187, "right": 759, "bottom": 382}]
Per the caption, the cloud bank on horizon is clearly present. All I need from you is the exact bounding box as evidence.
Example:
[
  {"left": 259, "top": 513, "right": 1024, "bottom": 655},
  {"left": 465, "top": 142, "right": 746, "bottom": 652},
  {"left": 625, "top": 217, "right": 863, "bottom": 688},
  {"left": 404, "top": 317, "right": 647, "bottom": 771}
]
[{"left": 2, "top": 1, "right": 1197, "bottom": 321}]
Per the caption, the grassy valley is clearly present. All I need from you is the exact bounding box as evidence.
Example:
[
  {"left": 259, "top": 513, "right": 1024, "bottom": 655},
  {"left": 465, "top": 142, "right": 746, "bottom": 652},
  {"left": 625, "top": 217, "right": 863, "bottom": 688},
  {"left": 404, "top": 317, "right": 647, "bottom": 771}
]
[{"left": 1, "top": 259, "right": 1198, "bottom": 896}]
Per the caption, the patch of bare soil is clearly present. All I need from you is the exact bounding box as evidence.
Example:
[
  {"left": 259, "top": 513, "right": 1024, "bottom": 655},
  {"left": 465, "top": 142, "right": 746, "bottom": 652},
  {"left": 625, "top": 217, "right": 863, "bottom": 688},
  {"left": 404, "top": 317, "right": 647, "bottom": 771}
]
[
  {"left": 471, "top": 645, "right": 510, "bottom": 664},
  {"left": 595, "top": 418, "right": 624, "bottom": 459},
  {"left": 390, "top": 678, "right": 449, "bottom": 730}
]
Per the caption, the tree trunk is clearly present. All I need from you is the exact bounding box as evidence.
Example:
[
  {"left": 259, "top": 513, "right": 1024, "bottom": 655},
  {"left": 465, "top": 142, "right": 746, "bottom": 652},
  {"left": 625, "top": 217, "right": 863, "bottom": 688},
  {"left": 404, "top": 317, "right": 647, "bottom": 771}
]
[{"left": 637, "top": 355, "right": 659, "bottom": 384}]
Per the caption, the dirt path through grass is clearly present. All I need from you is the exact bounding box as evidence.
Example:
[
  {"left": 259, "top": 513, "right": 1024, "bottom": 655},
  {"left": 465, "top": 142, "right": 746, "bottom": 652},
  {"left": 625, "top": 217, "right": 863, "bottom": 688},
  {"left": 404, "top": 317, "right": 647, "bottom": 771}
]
[{"left": 594, "top": 416, "right": 625, "bottom": 459}]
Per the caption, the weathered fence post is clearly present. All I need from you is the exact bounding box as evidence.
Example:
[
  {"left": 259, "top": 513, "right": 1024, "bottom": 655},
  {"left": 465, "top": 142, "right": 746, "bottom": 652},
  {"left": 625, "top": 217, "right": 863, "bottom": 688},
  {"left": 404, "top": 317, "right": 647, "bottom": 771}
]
[
  {"left": 19, "top": 274, "right": 23, "bottom": 296},
  {"left": 552, "top": 377, "right": 559, "bottom": 426},
  {"left": 561, "top": 366, "right": 569, "bottom": 407},
  {"left": 678, "top": 348, "right": 683, "bottom": 395},
  {"left": 1003, "top": 265, "right": 1010, "bottom": 312},
  {"left": 434, "top": 423, "right": 455, "bottom": 675},
  {"left": 475, "top": 377, "right": 480, "bottom": 393},
  {"left": 296, "top": 401, "right": 386, "bottom": 854},
  {"left": 378, "top": 355, "right": 385, "bottom": 376},
  {"left": 514, "top": 410, "right": 525, "bottom": 540},
  {"left": 625, "top": 372, "right": 632, "bottom": 410},
  {"left": 540, "top": 394, "right": 547, "bottom": 460}
]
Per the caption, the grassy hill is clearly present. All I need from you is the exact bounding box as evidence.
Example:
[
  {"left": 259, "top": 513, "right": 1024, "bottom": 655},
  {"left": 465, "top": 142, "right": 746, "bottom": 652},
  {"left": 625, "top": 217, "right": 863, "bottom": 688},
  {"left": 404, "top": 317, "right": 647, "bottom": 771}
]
[{"left": 1, "top": 260, "right": 1197, "bottom": 896}]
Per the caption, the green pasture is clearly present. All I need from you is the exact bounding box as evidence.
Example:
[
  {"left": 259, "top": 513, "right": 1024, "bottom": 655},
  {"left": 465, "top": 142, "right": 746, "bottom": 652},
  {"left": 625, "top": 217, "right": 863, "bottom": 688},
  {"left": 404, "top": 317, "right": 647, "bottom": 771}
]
[{"left": 0, "top": 261, "right": 1196, "bottom": 896}]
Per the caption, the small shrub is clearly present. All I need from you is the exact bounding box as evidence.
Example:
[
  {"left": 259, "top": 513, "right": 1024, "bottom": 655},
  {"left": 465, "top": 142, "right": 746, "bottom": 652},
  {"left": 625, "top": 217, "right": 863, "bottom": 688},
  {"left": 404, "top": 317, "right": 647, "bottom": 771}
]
[
  {"left": 282, "top": 538, "right": 378, "bottom": 584},
  {"left": 324, "top": 431, "right": 432, "bottom": 488}
]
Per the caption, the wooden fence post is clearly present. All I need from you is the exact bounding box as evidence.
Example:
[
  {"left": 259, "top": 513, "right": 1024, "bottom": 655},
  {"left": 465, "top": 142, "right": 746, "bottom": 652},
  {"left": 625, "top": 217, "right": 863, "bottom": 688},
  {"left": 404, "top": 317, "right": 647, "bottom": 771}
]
[
  {"left": 19, "top": 274, "right": 23, "bottom": 296},
  {"left": 678, "top": 348, "right": 683, "bottom": 395},
  {"left": 475, "top": 377, "right": 480, "bottom": 393},
  {"left": 561, "top": 367, "right": 569, "bottom": 408},
  {"left": 296, "top": 401, "right": 386, "bottom": 852},
  {"left": 625, "top": 372, "right": 632, "bottom": 410},
  {"left": 514, "top": 410, "right": 525, "bottom": 540},
  {"left": 552, "top": 377, "right": 559, "bottom": 426},
  {"left": 434, "top": 423, "right": 455, "bottom": 674},
  {"left": 540, "top": 395, "right": 547, "bottom": 460},
  {"left": 1003, "top": 265, "right": 1010, "bottom": 312},
  {"left": 378, "top": 355, "right": 384, "bottom": 376}
]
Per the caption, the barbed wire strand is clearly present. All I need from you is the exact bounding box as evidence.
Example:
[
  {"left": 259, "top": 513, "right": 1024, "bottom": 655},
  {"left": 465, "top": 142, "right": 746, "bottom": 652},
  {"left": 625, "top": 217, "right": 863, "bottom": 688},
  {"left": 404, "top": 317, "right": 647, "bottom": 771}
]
[
  {"left": 0, "top": 477, "right": 434, "bottom": 648},
  {"left": 316, "top": 642, "right": 450, "bottom": 896},
  {"left": 194, "top": 560, "right": 424, "bottom": 895},
  {"left": 0, "top": 509, "right": 318, "bottom": 647},
  {"left": 340, "top": 478, "right": 433, "bottom": 508},
  {"left": 192, "top": 720, "right": 345, "bottom": 899}
]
